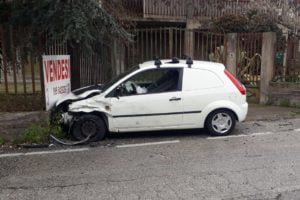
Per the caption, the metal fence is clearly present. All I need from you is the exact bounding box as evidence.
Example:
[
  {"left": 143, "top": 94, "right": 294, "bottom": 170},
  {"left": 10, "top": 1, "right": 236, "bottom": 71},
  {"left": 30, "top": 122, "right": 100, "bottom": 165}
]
[
  {"left": 125, "top": 28, "right": 185, "bottom": 68},
  {"left": 4, "top": 25, "right": 296, "bottom": 110},
  {"left": 125, "top": 28, "right": 226, "bottom": 68},
  {"left": 274, "top": 36, "right": 300, "bottom": 83},
  {"left": 125, "top": 28, "right": 262, "bottom": 88},
  {"left": 237, "top": 33, "right": 263, "bottom": 87},
  {"left": 0, "top": 27, "right": 41, "bottom": 94},
  {"left": 143, "top": 0, "right": 186, "bottom": 19},
  {"left": 78, "top": 46, "right": 112, "bottom": 87},
  {"left": 192, "top": 0, "right": 251, "bottom": 19},
  {"left": 141, "top": 0, "right": 251, "bottom": 20},
  {"left": 193, "top": 31, "right": 226, "bottom": 63},
  {"left": 0, "top": 27, "right": 113, "bottom": 96},
  {"left": 1, "top": 26, "right": 270, "bottom": 97}
]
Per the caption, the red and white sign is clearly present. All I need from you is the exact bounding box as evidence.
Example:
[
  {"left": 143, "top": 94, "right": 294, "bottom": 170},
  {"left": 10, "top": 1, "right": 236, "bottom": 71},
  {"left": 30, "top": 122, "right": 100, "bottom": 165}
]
[{"left": 43, "top": 55, "right": 71, "bottom": 111}]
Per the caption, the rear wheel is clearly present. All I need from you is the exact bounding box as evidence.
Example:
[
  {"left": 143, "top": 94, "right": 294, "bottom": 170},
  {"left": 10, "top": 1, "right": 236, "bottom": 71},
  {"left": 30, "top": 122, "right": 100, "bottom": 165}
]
[
  {"left": 206, "top": 109, "right": 236, "bottom": 136},
  {"left": 72, "top": 115, "right": 106, "bottom": 142}
]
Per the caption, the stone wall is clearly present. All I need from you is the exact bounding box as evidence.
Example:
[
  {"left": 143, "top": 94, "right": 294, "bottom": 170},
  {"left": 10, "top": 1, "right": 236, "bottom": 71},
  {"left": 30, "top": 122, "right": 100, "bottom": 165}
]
[{"left": 268, "top": 82, "right": 300, "bottom": 107}]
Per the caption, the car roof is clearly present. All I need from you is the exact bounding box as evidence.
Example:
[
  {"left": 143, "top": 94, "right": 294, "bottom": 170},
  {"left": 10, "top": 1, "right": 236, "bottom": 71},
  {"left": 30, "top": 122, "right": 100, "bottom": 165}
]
[{"left": 139, "top": 59, "right": 225, "bottom": 71}]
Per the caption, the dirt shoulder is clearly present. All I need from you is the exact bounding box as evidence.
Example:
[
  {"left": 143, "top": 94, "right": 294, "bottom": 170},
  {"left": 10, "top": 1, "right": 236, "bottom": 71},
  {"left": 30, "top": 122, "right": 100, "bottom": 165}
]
[{"left": 247, "top": 104, "right": 300, "bottom": 121}]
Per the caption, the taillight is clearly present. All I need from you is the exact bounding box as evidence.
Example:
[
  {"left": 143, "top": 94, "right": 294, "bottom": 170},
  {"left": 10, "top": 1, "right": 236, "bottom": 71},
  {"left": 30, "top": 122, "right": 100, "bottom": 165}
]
[{"left": 224, "top": 69, "right": 246, "bottom": 95}]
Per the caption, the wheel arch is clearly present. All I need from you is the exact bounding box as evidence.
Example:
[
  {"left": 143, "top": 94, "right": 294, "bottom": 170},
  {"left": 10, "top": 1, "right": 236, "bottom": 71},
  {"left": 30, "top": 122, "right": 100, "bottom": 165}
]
[
  {"left": 204, "top": 108, "right": 239, "bottom": 128},
  {"left": 70, "top": 111, "right": 109, "bottom": 131},
  {"left": 201, "top": 100, "right": 242, "bottom": 127}
]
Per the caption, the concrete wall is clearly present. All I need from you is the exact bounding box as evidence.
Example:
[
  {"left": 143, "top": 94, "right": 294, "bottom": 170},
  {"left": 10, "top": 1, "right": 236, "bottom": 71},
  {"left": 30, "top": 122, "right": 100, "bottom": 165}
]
[
  {"left": 226, "top": 33, "right": 237, "bottom": 77},
  {"left": 260, "top": 32, "right": 276, "bottom": 104},
  {"left": 268, "top": 82, "right": 300, "bottom": 107}
]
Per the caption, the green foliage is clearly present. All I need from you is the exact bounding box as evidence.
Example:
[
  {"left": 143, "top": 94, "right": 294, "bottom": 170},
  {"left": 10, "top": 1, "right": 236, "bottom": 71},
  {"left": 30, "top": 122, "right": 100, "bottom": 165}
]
[
  {"left": 245, "top": 10, "right": 279, "bottom": 33},
  {"left": 273, "top": 75, "right": 300, "bottom": 83},
  {"left": 212, "top": 10, "right": 282, "bottom": 34},
  {"left": 1, "top": 0, "right": 130, "bottom": 53},
  {"left": 0, "top": 137, "right": 6, "bottom": 145},
  {"left": 17, "top": 121, "right": 63, "bottom": 144},
  {"left": 213, "top": 14, "right": 249, "bottom": 33}
]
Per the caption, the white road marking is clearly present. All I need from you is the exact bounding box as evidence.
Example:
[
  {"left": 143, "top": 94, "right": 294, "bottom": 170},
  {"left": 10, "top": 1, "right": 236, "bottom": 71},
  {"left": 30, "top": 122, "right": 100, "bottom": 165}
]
[
  {"left": 207, "top": 134, "right": 248, "bottom": 140},
  {"left": 0, "top": 148, "right": 89, "bottom": 158},
  {"left": 116, "top": 140, "right": 180, "bottom": 148},
  {"left": 251, "top": 132, "right": 273, "bottom": 136},
  {"left": 207, "top": 132, "right": 274, "bottom": 140},
  {"left": 207, "top": 129, "right": 300, "bottom": 140}
]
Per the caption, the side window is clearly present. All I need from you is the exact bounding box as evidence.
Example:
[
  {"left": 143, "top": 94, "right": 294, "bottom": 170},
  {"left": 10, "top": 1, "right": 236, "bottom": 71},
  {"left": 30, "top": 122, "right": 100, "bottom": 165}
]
[
  {"left": 183, "top": 68, "right": 223, "bottom": 91},
  {"left": 120, "top": 68, "right": 181, "bottom": 96}
]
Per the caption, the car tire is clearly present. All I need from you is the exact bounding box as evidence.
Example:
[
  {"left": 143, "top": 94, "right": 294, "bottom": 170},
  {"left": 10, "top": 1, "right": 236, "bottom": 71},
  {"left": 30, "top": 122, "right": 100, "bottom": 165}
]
[
  {"left": 206, "top": 109, "right": 236, "bottom": 136},
  {"left": 72, "top": 115, "right": 106, "bottom": 142}
]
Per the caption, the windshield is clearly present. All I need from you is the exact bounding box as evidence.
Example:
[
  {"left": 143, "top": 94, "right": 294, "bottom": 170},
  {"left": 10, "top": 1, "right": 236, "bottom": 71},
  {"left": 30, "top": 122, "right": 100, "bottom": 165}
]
[{"left": 101, "top": 66, "right": 139, "bottom": 92}]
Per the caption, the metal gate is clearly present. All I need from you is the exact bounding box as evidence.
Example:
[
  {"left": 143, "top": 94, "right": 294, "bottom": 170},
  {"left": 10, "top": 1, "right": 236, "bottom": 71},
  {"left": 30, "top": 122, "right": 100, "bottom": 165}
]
[
  {"left": 193, "top": 30, "right": 226, "bottom": 63},
  {"left": 125, "top": 28, "right": 262, "bottom": 88},
  {"left": 274, "top": 36, "right": 300, "bottom": 83},
  {"left": 124, "top": 28, "right": 227, "bottom": 70},
  {"left": 237, "top": 33, "right": 263, "bottom": 88},
  {"left": 125, "top": 28, "right": 185, "bottom": 69}
]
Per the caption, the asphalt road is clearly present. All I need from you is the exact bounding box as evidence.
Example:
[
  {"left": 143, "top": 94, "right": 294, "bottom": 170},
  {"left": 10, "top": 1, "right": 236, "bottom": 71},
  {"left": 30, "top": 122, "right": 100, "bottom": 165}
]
[{"left": 1, "top": 118, "right": 300, "bottom": 200}]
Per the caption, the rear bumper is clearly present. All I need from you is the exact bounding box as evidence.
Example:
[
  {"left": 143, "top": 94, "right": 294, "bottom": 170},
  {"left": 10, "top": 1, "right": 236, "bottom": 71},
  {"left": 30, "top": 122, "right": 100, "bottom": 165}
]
[{"left": 238, "top": 102, "right": 248, "bottom": 122}]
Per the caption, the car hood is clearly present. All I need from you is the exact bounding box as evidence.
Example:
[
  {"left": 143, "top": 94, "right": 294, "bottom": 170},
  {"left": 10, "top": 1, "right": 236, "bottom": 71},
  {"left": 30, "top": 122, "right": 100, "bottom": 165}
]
[{"left": 55, "top": 84, "right": 103, "bottom": 106}]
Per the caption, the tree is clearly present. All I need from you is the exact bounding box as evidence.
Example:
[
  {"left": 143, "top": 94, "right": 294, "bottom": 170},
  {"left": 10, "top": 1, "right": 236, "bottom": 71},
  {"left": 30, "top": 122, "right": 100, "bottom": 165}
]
[
  {"left": 245, "top": 0, "right": 300, "bottom": 34},
  {"left": 212, "top": 11, "right": 281, "bottom": 34},
  {"left": 211, "top": 0, "right": 300, "bottom": 35},
  {"left": 0, "top": 0, "right": 130, "bottom": 53}
]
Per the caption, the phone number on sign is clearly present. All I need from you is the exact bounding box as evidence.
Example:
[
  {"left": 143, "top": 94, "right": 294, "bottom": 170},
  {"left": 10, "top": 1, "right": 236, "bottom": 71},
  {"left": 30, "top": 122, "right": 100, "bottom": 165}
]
[{"left": 53, "top": 84, "right": 70, "bottom": 95}]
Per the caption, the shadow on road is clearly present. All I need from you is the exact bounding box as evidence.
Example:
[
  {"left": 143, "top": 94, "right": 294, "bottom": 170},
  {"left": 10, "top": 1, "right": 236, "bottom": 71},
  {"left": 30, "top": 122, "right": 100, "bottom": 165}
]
[{"left": 106, "top": 129, "right": 209, "bottom": 141}]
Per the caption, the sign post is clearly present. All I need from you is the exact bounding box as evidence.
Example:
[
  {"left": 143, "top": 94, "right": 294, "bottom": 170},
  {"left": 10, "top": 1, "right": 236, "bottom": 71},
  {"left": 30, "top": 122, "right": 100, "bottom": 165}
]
[{"left": 42, "top": 55, "right": 71, "bottom": 111}]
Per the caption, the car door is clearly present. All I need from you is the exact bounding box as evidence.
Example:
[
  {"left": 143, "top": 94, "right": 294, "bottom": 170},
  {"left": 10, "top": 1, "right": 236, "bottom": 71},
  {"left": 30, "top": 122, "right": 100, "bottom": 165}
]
[{"left": 108, "top": 68, "right": 184, "bottom": 131}]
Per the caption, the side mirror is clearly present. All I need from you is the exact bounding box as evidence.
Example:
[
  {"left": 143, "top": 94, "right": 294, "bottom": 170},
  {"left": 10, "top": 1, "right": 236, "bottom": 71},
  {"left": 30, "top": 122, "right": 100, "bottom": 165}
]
[{"left": 115, "top": 85, "right": 122, "bottom": 99}]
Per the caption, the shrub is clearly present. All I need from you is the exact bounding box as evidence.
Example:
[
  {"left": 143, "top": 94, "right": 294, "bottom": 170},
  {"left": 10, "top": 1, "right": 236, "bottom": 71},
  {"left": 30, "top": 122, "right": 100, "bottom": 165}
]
[
  {"left": 17, "top": 121, "right": 63, "bottom": 144},
  {"left": 212, "top": 10, "right": 281, "bottom": 34},
  {"left": 0, "top": 137, "right": 5, "bottom": 145}
]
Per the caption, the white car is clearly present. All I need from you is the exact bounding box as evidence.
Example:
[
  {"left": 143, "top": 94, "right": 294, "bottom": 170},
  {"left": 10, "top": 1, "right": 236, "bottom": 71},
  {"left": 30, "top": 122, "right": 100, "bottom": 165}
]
[{"left": 53, "top": 58, "right": 248, "bottom": 141}]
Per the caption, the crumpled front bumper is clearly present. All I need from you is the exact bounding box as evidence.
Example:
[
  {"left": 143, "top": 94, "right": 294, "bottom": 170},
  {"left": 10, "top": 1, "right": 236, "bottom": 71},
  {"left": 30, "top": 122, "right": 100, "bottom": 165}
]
[{"left": 61, "top": 112, "right": 74, "bottom": 125}]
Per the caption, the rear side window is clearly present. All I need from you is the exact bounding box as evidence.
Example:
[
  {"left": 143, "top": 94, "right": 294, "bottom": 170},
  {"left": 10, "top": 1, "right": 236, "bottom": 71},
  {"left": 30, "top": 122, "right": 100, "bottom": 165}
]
[{"left": 183, "top": 68, "right": 223, "bottom": 91}]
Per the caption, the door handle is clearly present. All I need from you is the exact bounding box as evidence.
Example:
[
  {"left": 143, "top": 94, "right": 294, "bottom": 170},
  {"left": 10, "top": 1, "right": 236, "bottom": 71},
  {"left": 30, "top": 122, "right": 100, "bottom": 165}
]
[{"left": 169, "top": 97, "right": 181, "bottom": 101}]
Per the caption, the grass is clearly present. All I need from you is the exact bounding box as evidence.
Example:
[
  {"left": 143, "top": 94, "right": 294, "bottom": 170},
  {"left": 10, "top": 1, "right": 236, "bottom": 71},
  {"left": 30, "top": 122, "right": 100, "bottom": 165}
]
[
  {"left": 290, "top": 111, "right": 300, "bottom": 117},
  {"left": 14, "top": 121, "right": 64, "bottom": 144},
  {"left": 273, "top": 75, "right": 300, "bottom": 83},
  {"left": 0, "top": 137, "right": 6, "bottom": 145}
]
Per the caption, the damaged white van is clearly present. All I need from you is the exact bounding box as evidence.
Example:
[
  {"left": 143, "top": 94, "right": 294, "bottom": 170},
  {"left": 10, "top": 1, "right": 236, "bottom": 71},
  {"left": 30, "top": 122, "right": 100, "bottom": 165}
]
[{"left": 52, "top": 58, "right": 248, "bottom": 141}]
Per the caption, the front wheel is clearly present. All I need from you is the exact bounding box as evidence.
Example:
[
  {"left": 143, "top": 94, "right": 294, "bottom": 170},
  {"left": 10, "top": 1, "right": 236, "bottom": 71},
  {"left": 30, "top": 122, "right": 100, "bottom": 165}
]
[
  {"left": 206, "top": 109, "right": 236, "bottom": 136},
  {"left": 72, "top": 115, "right": 107, "bottom": 142}
]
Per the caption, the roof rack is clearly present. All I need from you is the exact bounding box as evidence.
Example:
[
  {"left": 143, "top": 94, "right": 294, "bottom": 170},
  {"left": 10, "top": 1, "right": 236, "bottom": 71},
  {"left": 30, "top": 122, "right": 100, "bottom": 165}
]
[
  {"left": 154, "top": 56, "right": 162, "bottom": 68},
  {"left": 168, "top": 57, "right": 180, "bottom": 64},
  {"left": 186, "top": 57, "right": 193, "bottom": 68}
]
